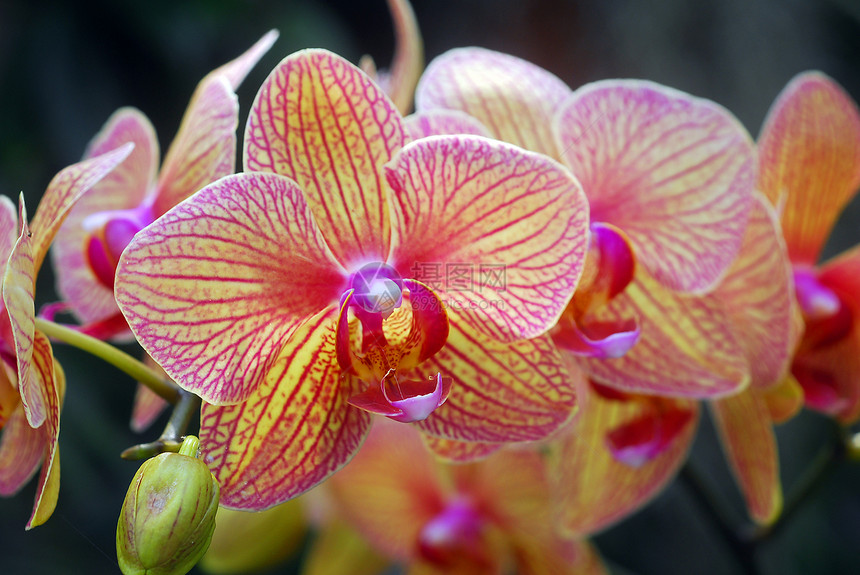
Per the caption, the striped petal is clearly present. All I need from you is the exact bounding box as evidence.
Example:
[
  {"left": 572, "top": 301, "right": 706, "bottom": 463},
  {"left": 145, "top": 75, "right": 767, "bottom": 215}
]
[
  {"left": 205, "top": 29, "right": 279, "bottom": 92},
  {"left": 416, "top": 47, "right": 571, "bottom": 157},
  {"left": 3, "top": 205, "right": 46, "bottom": 427},
  {"left": 0, "top": 195, "right": 16, "bottom": 262},
  {"left": 556, "top": 80, "right": 755, "bottom": 294},
  {"left": 25, "top": 331, "right": 63, "bottom": 529},
  {"left": 581, "top": 269, "right": 749, "bottom": 398},
  {"left": 53, "top": 109, "right": 157, "bottom": 326},
  {"left": 201, "top": 308, "right": 371, "bottom": 509},
  {"left": 415, "top": 310, "right": 580, "bottom": 443},
  {"left": 714, "top": 193, "right": 796, "bottom": 389},
  {"left": 386, "top": 135, "right": 589, "bottom": 341},
  {"left": 245, "top": 49, "right": 407, "bottom": 269},
  {"left": 0, "top": 405, "right": 42, "bottom": 495},
  {"left": 404, "top": 109, "right": 492, "bottom": 140},
  {"left": 552, "top": 383, "right": 698, "bottom": 536},
  {"left": 28, "top": 144, "right": 134, "bottom": 275},
  {"left": 115, "top": 172, "right": 345, "bottom": 405},
  {"left": 758, "top": 72, "right": 860, "bottom": 265},
  {"left": 710, "top": 388, "right": 782, "bottom": 525}
]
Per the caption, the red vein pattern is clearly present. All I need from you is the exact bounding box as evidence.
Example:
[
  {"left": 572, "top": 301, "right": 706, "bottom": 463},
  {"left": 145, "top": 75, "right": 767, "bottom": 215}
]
[
  {"left": 115, "top": 172, "right": 346, "bottom": 405},
  {"left": 245, "top": 49, "right": 406, "bottom": 269},
  {"left": 200, "top": 307, "right": 371, "bottom": 510},
  {"left": 556, "top": 80, "right": 755, "bottom": 294},
  {"left": 386, "top": 136, "right": 589, "bottom": 341}
]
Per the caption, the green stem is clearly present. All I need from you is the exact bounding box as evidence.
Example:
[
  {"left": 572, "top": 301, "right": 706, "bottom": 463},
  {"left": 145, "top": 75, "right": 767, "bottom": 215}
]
[
  {"left": 121, "top": 391, "right": 201, "bottom": 460},
  {"left": 35, "top": 317, "right": 180, "bottom": 404}
]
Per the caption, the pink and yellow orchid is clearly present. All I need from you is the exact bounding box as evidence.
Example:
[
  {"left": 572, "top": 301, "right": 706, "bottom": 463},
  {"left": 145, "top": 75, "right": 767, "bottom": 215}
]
[
  {"left": 114, "top": 49, "right": 589, "bottom": 509},
  {"left": 328, "top": 417, "right": 607, "bottom": 575},
  {"left": 757, "top": 72, "right": 860, "bottom": 422},
  {"left": 0, "top": 144, "right": 133, "bottom": 528},
  {"left": 414, "top": 47, "right": 757, "bottom": 398}
]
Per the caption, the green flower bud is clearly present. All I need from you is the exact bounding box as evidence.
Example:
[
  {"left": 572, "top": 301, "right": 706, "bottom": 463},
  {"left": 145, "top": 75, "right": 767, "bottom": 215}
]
[{"left": 117, "top": 436, "right": 220, "bottom": 575}]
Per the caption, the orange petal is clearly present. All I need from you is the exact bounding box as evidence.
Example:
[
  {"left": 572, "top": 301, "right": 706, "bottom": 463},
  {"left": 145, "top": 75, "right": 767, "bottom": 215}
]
[
  {"left": 302, "top": 518, "right": 390, "bottom": 575},
  {"left": 758, "top": 72, "right": 860, "bottom": 265},
  {"left": 201, "top": 308, "right": 372, "bottom": 509},
  {"left": 421, "top": 435, "right": 503, "bottom": 463},
  {"left": 715, "top": 193, "right": 796, "bottom": 388},
  {"left": 710, "top": 389, "right": 782, "bottom": 525},
  {"left": 553, "top": 383, "right": 698, "bottom": 536},
  {"left": 761, "top": 374, "right": 804, "bottom": 424}
]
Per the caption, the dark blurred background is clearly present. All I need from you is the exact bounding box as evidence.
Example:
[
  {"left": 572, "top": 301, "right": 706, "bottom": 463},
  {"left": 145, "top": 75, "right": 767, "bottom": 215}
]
[{"left": 1, "top": 1, "right": 859, "bottom": 574}]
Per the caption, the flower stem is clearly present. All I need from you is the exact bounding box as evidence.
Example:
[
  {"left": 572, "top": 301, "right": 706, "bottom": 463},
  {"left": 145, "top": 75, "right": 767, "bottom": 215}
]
[
  {"left": 35, "top": 317, "right": 180, "bottom": 404},
  {"left": 121, "top": 390, "right": 201, "bottom": 460}
]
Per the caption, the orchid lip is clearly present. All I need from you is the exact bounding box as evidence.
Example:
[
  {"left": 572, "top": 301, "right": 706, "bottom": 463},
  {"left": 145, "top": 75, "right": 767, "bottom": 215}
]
[
  {"left": 418, "top": 496, "right": 483, "bottom": 564},
  {"left": 84, "top": 203, "right": 155, "bottom": 289},
  {"left": 347, "top": 372, "right": 452, "bottom": 423},
  {"left": 793, "top": 267, "right": 841, "bottom": 321}
]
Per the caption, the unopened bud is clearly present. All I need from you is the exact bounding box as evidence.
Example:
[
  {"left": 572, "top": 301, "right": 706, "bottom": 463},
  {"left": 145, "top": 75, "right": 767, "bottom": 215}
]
[{"left": 117, "top": 436, "right": 220, "bottom": 575}]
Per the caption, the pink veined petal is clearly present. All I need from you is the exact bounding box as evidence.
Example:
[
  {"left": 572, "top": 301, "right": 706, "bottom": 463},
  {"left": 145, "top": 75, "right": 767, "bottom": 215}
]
[
  {"left": 205, "top": 30, "right": 280, "bottom": 92},
  {"left": 415, "top": 309, "right": 580, "bottom": 443},
  {"left": 245, "top": 48, "right": 407, "bottom": 269},
  {"left": 28, "top": 144, "right": 135, "bottom": 275},
  {"left": 404, "top": 109, "right": 493, "bottom": 140},
  {"left": 416, "top": 47, "right": 572, "bottom": 157},
  {"left": 714, "top": 193, "right": 796, "bottom": 389},
  {"left": 581, "top": 269, "right": 749, "bottom": 398},
  {"left": 758, "top": 72, "right": 860, "bottom": 265},
  {"left": 421, "top": 435, "right": 503, "bottom": 463},
  {"left": 386, "top": 135, "right": 589, "bottom": 341},
  {"left": 153, "top": 76, "right": 240, "bottom": 216},
  {"left": 53, "top": 109, "right": 158, "bottom": 326},
  {"left": 555, "top": 80, "right": 755, "bottom": 294},
  {"left": 202, "top": 307, "right": 372, "bottom": 510},
  {"left": 129, "top": 355, "right": 169, "bottom": 433},
  {"left": 0, "top": 405, "right": 43, "bottom": 496},
  {"left": 0, "top": 193, "right": 21, "bottom": 258},
  {"left": 710, "top": 389, "right": 782, "bottom": 525},
  {"left": 552, "top": 382, "right": 699, "bottom": 537},
  {"left": 3, "top": 205, "right": 46, "bottom": 428},
  {"left": 25, "top": 330, "right": 63, "bottom": 529},
  {"left": 115, "top": 172, "right": 345, "bottom": 406}
]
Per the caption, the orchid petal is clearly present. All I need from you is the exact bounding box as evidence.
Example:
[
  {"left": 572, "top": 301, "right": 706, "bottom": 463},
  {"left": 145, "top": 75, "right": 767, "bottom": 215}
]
[
  {"left": 758, "top": 72, "right": 860, "bottom": 265},
  {"left": 115, "top": 172, "right": 344, "bottom": 405},
  {"left": 416, "top": 47, "right": 571, "bottom": 157},
  {"left": 0, "top": 364, "right": 18, "bottom": 429},
  {"left": 581, "top": 270, "right": 749, "bottom": 397},
  {"left": 153, "top": 76, "right": 239, "bottom": 215},
  {"left": 404, "top": 109, "right": 493, "bottom": 140},
  {"left": 129, "top": 355, "right": 169, "bottom": 432},
  {"left": 0, "top": 194, "right": 16, "bottom": 261},
  {"left": 517, "top": 538, "right": 608, "bottom": 575},
  {"left": 245, "top": 49, "right": 406, "bottom": 268},
  {"left": 556, "top": 80, "right": 755, "bottom": 293},
  {"left": 0, "top": 406, "right": 42, "bottom": 495},
  {"left": 387, "top": 135, "right": 588, "bottom": 341},
  {"left": 762, "top": 375, "right": 804, "bottom": 424},
  {"left": 3, "top": 205, "right": 46, "bottom": 427},
  {"left": 714, "top": 193, "right": 795, "bottom": 388},
  {"left": 710, "top": 389, "right": 782, "bottom": 525},
  {"left": 25, "top": 331, "right": 63, "bottom": 529},
  {"left": 792, "top": 245, "right": 860, "bottom": 423},
  {"left": 29, "top": 144, "right": 134, "bottom": 275},
  {"left": 328, "top": 418, "right": 444, "bottom": 562},
  {"left": 415, "top": 310, "right": 580, "bottom": 442},
  {"left": 421, "top": 435, "right": 503, "bottom": 463},
  {"left": 381, "top": 0, "right": 424, "bottom": 115},
  {"left": 552, "top": 384, "right": 698, "bottom": 536},
  {"left": 201, "top": 308, "right": 371, "bottom": 509},
  {"left": 205, "top": 30, "right": 279, "bottom": 91}
]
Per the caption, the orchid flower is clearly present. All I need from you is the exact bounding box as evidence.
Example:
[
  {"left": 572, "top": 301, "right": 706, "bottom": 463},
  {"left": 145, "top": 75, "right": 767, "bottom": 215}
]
[
  {"left": 553, "top": 192, "right": 797, "bottom": 531},
  {"left": 757, "top": 72, "right": 860, "bottom": 422},
  {"left": 0, "top": 144, "right": 133, "bottom": 528},
  {"left": 327, "top": 417, "right": 607, "bottom": 575},
  {"left": 114, "top": 49, "right": 589, "bottom": 508},
  {"left": 414, "top": 47, "right": 757, "bottom": 398}
]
